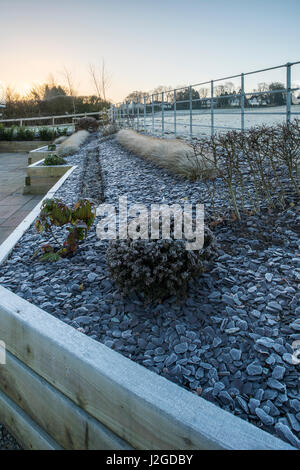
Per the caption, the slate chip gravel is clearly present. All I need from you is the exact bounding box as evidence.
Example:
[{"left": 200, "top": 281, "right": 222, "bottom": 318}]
[{"left": 0, "top": 133, "right": 299, "bottom": 448}]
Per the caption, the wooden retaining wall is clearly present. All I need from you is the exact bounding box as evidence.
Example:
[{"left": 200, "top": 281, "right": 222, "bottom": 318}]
[
  {"left": 0, "top": 166, "right": 295, "bottom": 450},
  {"left": 0, "top": 141, "right": 51, "bottom": 153},
  {"left": 24, "top": 159, "right": 72, "bottom": 194}
]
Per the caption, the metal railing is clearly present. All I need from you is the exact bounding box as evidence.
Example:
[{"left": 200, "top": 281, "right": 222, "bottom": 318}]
[{"left": 112, "top": 61, "right": 300, "bottom": 139}]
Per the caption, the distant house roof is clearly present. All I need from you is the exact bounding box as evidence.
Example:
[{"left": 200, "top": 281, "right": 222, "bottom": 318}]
[
  {"left": 248, "top": 94, "right": 269, "bottom": 106},
  {"left": 292, "top": 93, "right": 300, "bottom": 105}
]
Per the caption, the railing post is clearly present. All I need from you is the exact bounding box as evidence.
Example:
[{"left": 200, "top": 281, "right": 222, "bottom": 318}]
[
  {"left": 144, "top": 96, "right": 146, "bottom": 132},
  {"left": 132, "top": 102, "right": 135, "bottom": 129},
  {"left": 210, "top": 80, "right": 214, "bottom": 136},
  {"left": 110, "top": 104, "right": 113, "bottom": 122},
  {"left": 137, "top": 101, "right": 139, "bottom": 131},
  {"left": 161, "top": 92, "right": 165, "bottom": 137},
  {"left": 174, "top": 89, "right": 177, "bottom": 137},
  {"left": 241, "top": 73, "right": 245, "bottom": 132},
  {"left": 189, "top": 86, "right": 193, "bottom": 139},
  {"left": 152, "top": 95, "right": 154, "bottom": 135},
  {"left": 286, "top": 62, "right": 291, "bottom": 126}
]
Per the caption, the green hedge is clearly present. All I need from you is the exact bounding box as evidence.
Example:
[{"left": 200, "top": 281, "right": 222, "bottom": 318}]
[{"left": 0, "top": 124, "right": 68, "bottom": 141}]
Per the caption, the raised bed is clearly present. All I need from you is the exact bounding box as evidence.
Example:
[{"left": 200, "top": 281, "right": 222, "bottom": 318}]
[
  {"left": 23, "top": 159, "right": 73, "bottom": 195},
  {"left": 0, "top": 141, "right": 51, "bottom": 153},
  {"left": 28, "top": 145, "right": 54, "bottom": 165},
  {"left": 0, "top": 162, "right": 294, "bottom": 450}
]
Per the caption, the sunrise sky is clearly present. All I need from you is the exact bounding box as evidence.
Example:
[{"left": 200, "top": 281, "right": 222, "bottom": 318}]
[{"left": 1, "top": 0, "right": 300, "bottom": 102}]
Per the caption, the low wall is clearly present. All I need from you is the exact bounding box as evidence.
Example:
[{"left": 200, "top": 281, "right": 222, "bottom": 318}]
[
  {"left": 23, "top": 160, "right": 72, "bottom": 195},
  {"left": 28, "top": 146, "right": 52, "bottom": 164},
  {"left": 0, "top": 141, "right": 52, "bottom": 153}
]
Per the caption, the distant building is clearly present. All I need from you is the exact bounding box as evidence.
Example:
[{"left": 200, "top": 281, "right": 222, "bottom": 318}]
[
  {"left": 229, "top": 97, "right": 240, "bottom": 107},
  {"left": 200, "top": 98, "right": 218, "bottom": 108},
  {"left": 292, "top": 93, "right": 300, "bottom": 105},
  {"left": 152, "top": 100, "right": 172, "bottom": 110},
  {"left": 127, "top": 101, "right": 144, "bottom": 112},
  {"left": 248, "top": 95, "right": 268, "bottom": 107}
]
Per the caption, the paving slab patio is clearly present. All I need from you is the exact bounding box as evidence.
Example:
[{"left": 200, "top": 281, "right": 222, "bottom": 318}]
[
  {"left": 0, "top": 151, "right": 44, "bottom": 449},
  {"left": 0, "top": 153, "right": 43, "bottom": 244}
]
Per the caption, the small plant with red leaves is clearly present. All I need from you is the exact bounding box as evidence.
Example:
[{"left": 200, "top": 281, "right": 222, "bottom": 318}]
[{"left": 34, "top": 198, "right": 96, "bottom": 261}]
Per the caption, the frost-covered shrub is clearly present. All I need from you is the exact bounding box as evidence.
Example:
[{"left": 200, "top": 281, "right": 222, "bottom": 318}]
[
  {"left": 106, "top": 226, "right": 216, "bottom": 300},
  {"left": 57, "top": 130, "right": 89, "bottom": 157},
  {"left": 101, "top": 123, "right": 118, "bottom": 137},
  {"left": 15, "top": 126, "right": 35, "bottom": 141},
  {"left": 44, "top": 154, "right": 66, "bottom": 166},
  {"left": 75, "top": 117, "right": 99, "bottom": 133},
  {"left": 38, "top": 127, "right": 56, "bottom": 141}
]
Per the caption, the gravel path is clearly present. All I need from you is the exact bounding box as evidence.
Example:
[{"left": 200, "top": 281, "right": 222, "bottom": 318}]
[
  {"left": 0, "top": 424, "right": 21, "bottom": 450},
  {"left": 0, "top": 133, "right": 299, "bottom": 448}
]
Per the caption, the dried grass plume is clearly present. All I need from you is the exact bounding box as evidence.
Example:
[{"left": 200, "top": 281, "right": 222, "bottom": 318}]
[
  {"left": 57, "top": 130, "right": 89, "bottom": 157},
  {"left": 116, "top": 129, "right": 214, "bottom": 179}
]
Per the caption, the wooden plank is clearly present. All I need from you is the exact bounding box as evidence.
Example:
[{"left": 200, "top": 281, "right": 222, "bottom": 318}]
[
  {"left": 28, "top": 165, "right": 71, "bottom": 178},
  {"left": 0, "top": 390, "right": 61, "bottom": 450},
  {"left": 0, "top": 111, "right": 103, "bottom": 124},
  {"left": 0, "top": 141, "right": 52, "bottom": 152},
  {"left": 0, "top": 351, "right": 131, "bottom": 450},
  {"left": 0, "top": 286, "right": 293, "bottom": 450}
]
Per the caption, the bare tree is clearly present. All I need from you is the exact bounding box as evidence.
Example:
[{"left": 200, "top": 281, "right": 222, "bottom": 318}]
[
  {"left": 257, "top": 82, "right": 269, "bottom": 93},
  {"left": 61, "top": 66, "right": 78, "bottom": 113},
  {"left": 124, "top": 90, "right": 150, "bottom": 103},
  {"left": 89, "top": 59, "right": 112, "bottom": 102},
  {"left": 4, "top": 85, "right": 18, "bottom": 102},
  {"left": 100, "top": 59, "right": 112, "bottom": 102},
  {"left": 89, "top": 63, "right": 102, "bottom": 100}
]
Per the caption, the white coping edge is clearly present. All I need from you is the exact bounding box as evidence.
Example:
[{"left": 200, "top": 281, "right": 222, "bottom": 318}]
[
  {"left": 29, "top": 146, "right": 50, "bottom": 153},
  {"left": 28, "top": 158, "right": 45, "bottom": 168},
  {"left": 28, "top": 158, "right": 73, "bottom": 169}
]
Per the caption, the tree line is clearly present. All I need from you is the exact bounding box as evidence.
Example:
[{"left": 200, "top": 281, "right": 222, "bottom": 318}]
[
  {"left": 123, "top": 81, "right": 287, "bottom": 109},
  {"left": 2, "top": 62, "right": 112, "bottom": 119}
]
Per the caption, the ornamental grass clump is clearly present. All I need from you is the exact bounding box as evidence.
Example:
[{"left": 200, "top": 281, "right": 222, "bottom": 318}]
[
  {"left": 34, "top": 198, "right": 96, "bottom": 261},
  {"left": 57, "top": 130, "right": 89, "bottom": 157},
  {"left": 116, "top": 129, "right": 215, "bottom": 180},
  {"left": 106, "top": 226, "right": 216, "bottom": 301}
]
